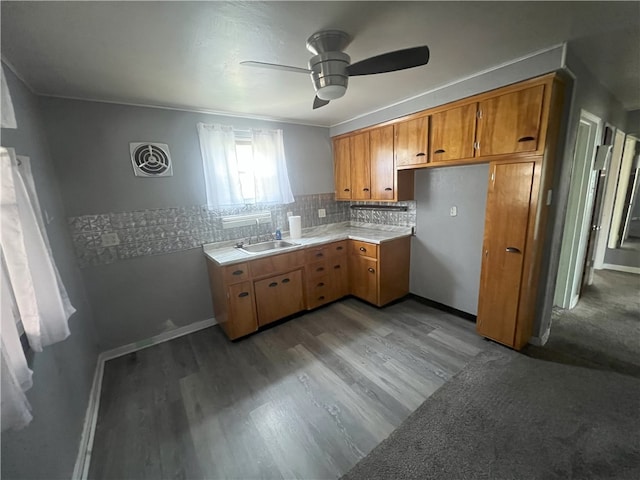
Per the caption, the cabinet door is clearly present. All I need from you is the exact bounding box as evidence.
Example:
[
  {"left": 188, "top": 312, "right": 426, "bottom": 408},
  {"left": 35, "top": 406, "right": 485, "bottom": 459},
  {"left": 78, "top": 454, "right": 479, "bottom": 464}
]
[
  {"left": 476, "top": 162, "right": 535, "bottom": 347},
  {"left": 395, "top": 117, "right": 429, "bottom": 167},
  {"left": 370, "top": 125, "right": 395, "bottom": 200},
  {"left": 330, "top": 257, "right": 349, "bottom": 299},
  {"left": 350, "top": 131, "right": 371, "bottom": 200},
  {"left": 430, "top": 103, "right": 477, "bottom": 162},
  {"left": 227, "top": 282, "right": 258, "bottom": 338},
  {"left": 477, "top": 85, "right": 544, "bottom": 156},
  {"left": 334, "top": 136, "right": 352, "bottom": 200},
  {"left": 349, "top": 255, "right": 378, "bottom": 305},
  {"left": 254, "top": 270, "right": 304, "bottom": 326}
]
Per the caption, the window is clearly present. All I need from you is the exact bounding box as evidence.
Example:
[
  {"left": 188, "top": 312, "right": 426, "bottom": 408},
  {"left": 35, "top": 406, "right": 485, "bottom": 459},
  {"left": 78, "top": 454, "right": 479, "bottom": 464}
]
[{"left": 197, "top": 123, "right": 294, "bottom": 208}]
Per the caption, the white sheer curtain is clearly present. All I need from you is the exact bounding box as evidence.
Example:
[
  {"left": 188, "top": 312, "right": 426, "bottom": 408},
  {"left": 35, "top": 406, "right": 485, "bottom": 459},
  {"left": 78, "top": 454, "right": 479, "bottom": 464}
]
[
  {"left": 252, "top": 128, "right": 294, "bottom": 205},
  {"left": 197, "top": 123, "right": 294, "bottom": 207},
  {"left": 1, "top": 147, "right": 76, "bottom": 431},
  {"left": 197, "top": 123, "right": 244, "bottom": 208}
]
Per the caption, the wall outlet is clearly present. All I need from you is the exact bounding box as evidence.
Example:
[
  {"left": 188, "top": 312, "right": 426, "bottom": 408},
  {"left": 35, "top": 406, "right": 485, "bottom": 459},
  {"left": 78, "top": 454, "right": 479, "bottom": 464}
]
[
  {"left": 101, "top": 232, "right": 120, "bottom": 247},
  {"left": 318, "top": 208, "right": 326, "bottom": 218},
  {"left": 286, "top": 211, "right": 293, "bottom": 217},
  {"left": 450, "top": 206, "right": 458, "bottom": 217}
]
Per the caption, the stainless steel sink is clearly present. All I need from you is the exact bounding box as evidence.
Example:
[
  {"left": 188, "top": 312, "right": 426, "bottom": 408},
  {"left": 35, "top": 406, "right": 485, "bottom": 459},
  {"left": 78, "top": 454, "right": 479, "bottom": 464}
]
[{"left": 238, "top": 240, "right": 299, "bottom": 254}]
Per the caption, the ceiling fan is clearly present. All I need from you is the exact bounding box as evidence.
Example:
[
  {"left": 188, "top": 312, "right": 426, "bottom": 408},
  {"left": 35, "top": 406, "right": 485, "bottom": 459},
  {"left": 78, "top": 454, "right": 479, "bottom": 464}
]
[{"left": 241, "top": 30, "right": 430, "bottom": 110}]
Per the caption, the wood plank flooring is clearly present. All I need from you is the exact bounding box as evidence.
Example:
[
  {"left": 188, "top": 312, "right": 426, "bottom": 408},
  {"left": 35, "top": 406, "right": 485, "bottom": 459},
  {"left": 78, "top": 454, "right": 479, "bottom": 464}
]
[{"left": 88, "top": 297, "right": 487, "bottom": 479}]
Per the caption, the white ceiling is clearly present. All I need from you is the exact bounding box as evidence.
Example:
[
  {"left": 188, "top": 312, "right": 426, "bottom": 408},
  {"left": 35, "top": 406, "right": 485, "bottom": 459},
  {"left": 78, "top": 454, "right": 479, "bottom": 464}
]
[{"left": 2, "top": 1, "right": 638, "bottom": 127}]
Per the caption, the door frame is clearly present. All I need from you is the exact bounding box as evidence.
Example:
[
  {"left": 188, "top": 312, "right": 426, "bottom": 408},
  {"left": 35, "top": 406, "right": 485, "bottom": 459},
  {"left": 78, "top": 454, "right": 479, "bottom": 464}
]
[{"left": 554, "top": 110, "right": 602, "bottom": 309}]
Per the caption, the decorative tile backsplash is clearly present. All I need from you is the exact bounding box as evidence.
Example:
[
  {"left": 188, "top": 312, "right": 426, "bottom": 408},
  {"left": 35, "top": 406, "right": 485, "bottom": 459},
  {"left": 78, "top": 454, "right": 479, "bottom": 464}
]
[{"left": 68, "top": 194, "right": 416, "bottom": 267}]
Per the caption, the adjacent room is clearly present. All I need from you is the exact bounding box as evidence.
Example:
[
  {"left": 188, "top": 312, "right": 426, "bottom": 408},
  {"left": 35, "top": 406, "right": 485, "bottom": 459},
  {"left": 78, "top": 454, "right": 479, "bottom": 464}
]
[{"left": 1, "top": 2, "right": 639, "bottom": 479}]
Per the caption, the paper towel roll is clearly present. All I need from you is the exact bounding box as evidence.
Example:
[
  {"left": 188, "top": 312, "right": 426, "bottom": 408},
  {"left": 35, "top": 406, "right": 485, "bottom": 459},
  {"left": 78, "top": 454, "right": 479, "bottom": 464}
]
[{"left": 288, "top": 215, "right": 302, "bottom": 239}]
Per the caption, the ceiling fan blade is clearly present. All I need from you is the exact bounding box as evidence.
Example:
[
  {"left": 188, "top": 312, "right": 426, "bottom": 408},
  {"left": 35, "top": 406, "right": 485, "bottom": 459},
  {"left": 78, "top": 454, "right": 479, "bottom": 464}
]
[
  {"left": 240, "top": 61, "right": 311, "bottom": 74},
  {"left": 313, "top": 96, "right": 330, "bottom": 109},
  {"left": 346, "top": 46, "right": 430, "bottom": 77}
]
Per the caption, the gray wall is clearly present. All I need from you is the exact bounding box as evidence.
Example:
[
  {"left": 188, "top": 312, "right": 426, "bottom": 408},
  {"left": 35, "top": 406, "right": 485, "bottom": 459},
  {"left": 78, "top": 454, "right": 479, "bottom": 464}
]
[
  {"left": 626, "top": 109, "right": 640, "bottom": 136},
  {"left": 40, "top": 97, "right": 333, "bottom": 349},
  {"left": 411, "top": 164, "right": 489, "bottom": 314},
  {"left": 1, "top": 65, "right": 99, "bottom": 479}
]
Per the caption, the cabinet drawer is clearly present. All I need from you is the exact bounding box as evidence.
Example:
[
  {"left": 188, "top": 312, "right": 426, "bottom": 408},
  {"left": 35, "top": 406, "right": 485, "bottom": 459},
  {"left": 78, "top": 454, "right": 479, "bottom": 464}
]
[
  {"left": 329, "top": 241, "right": 348, "bottom": 257},
  {"left": 307, "top": 259, "right": 330, "bottom": 279},
  {"left": 224, "top": 263, "right": 250, "bottom": 284},
  {"left": 305, "top": 246, "right": 330, "bottom": 263},
  {"left": 306, "top": 276, "right": 333, "bottom": 309},
  {"left": 349, "top": 240, "right": 378, "bottom": 259},
  {"left": 250, "top": 250, "right": 305, "bottom": 279}
]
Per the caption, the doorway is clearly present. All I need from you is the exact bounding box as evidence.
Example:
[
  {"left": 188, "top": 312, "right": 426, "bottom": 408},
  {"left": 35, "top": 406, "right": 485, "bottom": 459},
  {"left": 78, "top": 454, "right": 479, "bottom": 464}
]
[{"left": 554, "top": 110, "right": 602, "bottom": 309}]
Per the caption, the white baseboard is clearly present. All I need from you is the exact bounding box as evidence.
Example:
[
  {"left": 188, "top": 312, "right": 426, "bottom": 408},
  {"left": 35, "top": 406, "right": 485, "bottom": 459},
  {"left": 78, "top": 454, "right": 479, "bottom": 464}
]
[
  {"left": 601, "top": 263, "right": 640, "bottom": 275},
  {"left": 72, "top": 317, "right": 217, "bottom": 479},
  {"left": 529, "top": 324, "right": 551, "bottom": 346}
]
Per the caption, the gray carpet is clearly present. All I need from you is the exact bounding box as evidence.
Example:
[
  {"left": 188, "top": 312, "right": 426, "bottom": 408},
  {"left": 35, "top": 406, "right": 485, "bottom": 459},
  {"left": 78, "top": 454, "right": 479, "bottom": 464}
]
[{"left": 342, "top": 347, "right": 640, "bottom": 480}]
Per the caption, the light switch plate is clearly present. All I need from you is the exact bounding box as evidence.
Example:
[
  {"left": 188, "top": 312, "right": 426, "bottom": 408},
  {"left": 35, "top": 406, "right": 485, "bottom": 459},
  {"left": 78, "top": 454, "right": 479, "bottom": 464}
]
[
  {"left": 450, "top": 206, "right": 458, "bottom": 217},
  {"left": 318, "top": 208, "right": 326, "bottom": 218},
  {"left": 101, "top": 232, "right": 120, "bottom": 247}
]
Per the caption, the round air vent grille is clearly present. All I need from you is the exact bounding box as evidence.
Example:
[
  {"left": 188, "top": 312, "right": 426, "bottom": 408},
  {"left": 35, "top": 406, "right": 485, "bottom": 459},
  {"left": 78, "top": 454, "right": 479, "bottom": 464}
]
[{"left": 132, "top": 144, "right": 170, "bottom": 175}]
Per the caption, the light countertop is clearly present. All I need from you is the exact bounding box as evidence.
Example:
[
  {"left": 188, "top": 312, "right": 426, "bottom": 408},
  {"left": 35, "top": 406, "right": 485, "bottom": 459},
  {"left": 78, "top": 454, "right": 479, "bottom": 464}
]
[{"left": 203, "top": 222, "right": 413, "bottom": 266}]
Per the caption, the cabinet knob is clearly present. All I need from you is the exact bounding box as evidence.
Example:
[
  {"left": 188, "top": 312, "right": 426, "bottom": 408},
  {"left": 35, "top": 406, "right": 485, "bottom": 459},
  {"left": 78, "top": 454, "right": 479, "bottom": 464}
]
[
  {"left": 434, "top": 149, "right": 445, "bottom": 154},
  {"left": 318, "top": 296, "right": 325, "bottom": 301},
  {"left": 416, "top": 152, "right": 426, "bottom": 157},
  {"left": 518, "top": 136, "right": 535, "bottom": 142},
  {"left": 315, "top": 252, "right": 324, "bottom": 257},
  {"left": 316, "top": 267, "right": 324, "bottom": 272},
  {"left": 317, "top": 282, "right": 325, "bottom": 287},
  {"left": 505, "top": 247, "right": 521, "bottom": 254},
  {"left": 334, "top": 264, "right": 341, "bottom": 269},
  {"left": 282, "top": 278, "right": 290, "bottom": 283},
  {"left": 363, "top": 188, "right": 370, "bottom": 192},
  {"left": 368, "top": 267, "right": 375, "bottom": 273},
  {"left": 344, "top": 188, "right": 350, "bottom": 192},
  {"left": 232, "top": 270, "right": 244, "bottom": 276},
  {"left": 384, "top": 187, "right": 392, "bottom": 191},
  {"left": 238, "top": 292, "right": 249, "bottom": 298},
  {"left": 336, "top": 246, "right": 343, "bottom": 250},
  {"left": 359, "top": 247, "right": 366, "bottom": 252},
  {"left": 268, "top": 282, "right": 278, "bottom": 287}
]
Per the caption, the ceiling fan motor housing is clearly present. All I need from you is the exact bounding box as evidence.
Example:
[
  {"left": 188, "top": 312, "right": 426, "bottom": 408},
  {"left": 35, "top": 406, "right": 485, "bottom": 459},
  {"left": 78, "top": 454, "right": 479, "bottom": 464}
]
[{"left": 309, "top": 52, "right": 350, "bottom": 100}]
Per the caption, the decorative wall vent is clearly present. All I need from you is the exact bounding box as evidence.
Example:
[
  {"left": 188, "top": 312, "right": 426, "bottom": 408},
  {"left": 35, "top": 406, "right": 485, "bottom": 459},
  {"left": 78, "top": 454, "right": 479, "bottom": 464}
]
[{"left": 129, "top": 142, "right": 173, "bottom": 177}]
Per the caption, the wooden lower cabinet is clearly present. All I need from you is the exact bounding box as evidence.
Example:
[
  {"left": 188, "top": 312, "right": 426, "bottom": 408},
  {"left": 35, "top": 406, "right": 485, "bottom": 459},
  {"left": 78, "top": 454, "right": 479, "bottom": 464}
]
[
  {"left": 254, "top": 269, "right": 304, "bottom": 326},
  {"left": 476, "top": 160, "right": 536, "bottom": 349},
  {"left": 208, "top": 236, "right": 411, "bottom": 340},
  {"left": 348, "top": 236, "right": 411, "bottom": 307}
]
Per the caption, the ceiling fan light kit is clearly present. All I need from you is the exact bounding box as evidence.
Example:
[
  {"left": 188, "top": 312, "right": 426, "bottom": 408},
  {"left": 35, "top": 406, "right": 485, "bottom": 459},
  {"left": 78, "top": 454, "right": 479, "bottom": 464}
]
[{"left": 242, "top": 29, "right": 430, "bottom": 109}]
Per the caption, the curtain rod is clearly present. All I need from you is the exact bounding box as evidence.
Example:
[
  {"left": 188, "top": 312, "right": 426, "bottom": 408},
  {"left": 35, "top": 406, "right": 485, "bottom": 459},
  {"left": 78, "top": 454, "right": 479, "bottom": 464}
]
[{"left": 350, "top": 205, "right": 408, "bottom": 212}]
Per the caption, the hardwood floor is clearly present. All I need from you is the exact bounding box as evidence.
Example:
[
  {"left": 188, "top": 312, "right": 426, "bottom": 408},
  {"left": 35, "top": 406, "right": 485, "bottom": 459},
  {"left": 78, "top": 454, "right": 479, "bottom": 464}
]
[{"left": 88, "top": 297, "right": 487, "bottom": 479}]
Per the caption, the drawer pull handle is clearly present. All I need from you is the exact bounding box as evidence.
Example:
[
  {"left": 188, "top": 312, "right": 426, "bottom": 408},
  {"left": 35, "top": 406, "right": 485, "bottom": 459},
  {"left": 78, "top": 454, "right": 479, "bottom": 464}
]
[
  {"left": 336, "top": 246, "right": 343, "bottom": 250},
  {"left": 316, "top": 267, "right": 324, "bottom": 272},
  {"left": 434, "top": 149, "right": 445, "bottom": 154},
  {"left": 368, "top": 267, "right": 375, "bottom": 273},
  {"left": 363, "top": 188, "right": 370, "bottom": 192},
  {"left": 315, "top": 253, "right": 324, "bottom": 257},
  {"left": 232, "top": 270, "right": 244, "bottom": 276},
  {"left": 416, "top": 152, "right": 426, "bottom": 157},
  {"left": 269, "top": 282, "right": 278, "bottom": 287},
  {"left": 238, "top": 292, "right": 249, "bottom": 298},
  {"left": 334, "top": 265, "right": 341, "bottom": 269},
  {"left": 359, "top": 247, "right": 366, "bottom": 252},
  {"left": 318, "top": 296, "right": 325, "bottom": 301},
  {"left": 281, "top": 278, "right": 290, "bottom": 283},
  {"left": 317, "top": 282, "right": 325, "bottom": 287},
  {"left": 344, "top": 188, "right": 350, "bottom": 192},
  {"left": 384, "top": 187, "right": 392, "bottom": 191},
  {"left": 518, "top": 136, "right": 535, "bottom": 142},
  {"left": 505, "top": 247, "right": 521, "bottom": 254}
]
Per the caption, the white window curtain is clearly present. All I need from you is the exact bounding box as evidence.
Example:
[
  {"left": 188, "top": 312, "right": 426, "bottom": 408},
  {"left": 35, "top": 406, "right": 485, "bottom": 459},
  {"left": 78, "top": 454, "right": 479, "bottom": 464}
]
[
  {"left": 1, "top": 147, "right": 76, "bottom": 431},
  {"left": 197, "top": 122, "right": 294, "bottom": 207}
]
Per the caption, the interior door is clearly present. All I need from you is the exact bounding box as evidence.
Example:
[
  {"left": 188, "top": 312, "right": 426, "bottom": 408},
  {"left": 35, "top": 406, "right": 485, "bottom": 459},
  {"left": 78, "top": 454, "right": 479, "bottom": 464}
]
[{"left": 477, "top": 161, "right": 534, "bottom": 347}]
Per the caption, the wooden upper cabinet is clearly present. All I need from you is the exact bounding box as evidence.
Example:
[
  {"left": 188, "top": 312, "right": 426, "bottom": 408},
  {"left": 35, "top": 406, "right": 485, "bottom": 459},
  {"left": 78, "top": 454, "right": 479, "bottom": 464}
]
[
  {"left": 430, "top": 103, "right": 477, "bottom": 162},
  {"left": 333, "top": 136, "right": 351, "bottom": 200},
  {"left": 395, "top": 116, "right": 429, "bottom": 167},
  {"left": 370, "top": 125, "right": 395, "bottom": 200},
  {"left": 476, "top": 85, "right": 545, "bottom": 157},
  {"left": 350, "top": 131, "right": 371, "bottom": 200}
]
